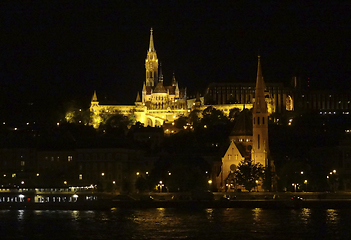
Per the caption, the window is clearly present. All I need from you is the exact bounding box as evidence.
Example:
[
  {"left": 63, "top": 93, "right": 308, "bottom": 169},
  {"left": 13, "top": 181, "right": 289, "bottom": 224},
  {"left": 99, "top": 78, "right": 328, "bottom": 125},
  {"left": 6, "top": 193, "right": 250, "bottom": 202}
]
[
  {"left": 79, "top": 174, "right": 83, "bottom": 180},
  {"left": 257, "top": 117, "right": 260, "bottom": 125},
  {"left": 20, "top": 161, "right": 25, "bottom": 166},
  {"left": 258, "top": 134, "right": 260, "bottom": 149},
  {"left": 68, "top": 156, "right": 72, "bottom": 162},
  {"left": 262, "top": 117, "right": 265, "bottom": 125}
]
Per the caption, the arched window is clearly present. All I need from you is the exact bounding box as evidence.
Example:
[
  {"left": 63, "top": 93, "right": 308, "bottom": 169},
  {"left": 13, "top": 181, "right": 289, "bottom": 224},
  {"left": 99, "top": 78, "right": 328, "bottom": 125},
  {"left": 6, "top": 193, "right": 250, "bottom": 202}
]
[
  {"left": 262, "top": 117, "right": 265, "bottom": 125},
  {"left": 257, "top": 117, "right": 260, "bottom": 125}
]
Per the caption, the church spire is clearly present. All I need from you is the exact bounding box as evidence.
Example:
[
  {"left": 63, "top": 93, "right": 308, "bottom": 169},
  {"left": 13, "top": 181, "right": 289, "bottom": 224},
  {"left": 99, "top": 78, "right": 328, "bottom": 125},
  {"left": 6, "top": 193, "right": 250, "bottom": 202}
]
[
  {"left": 254, "top": 55, "right": 267, "bottom": 113},
  {"left": 92, "top": 90, "right": 98, "bottom": 101},
  {"left": 135, "top": 92, "right": 141, "bottom": 102},
  {"left": 149, "top": 28, "right": 155, "bottom": 52}
]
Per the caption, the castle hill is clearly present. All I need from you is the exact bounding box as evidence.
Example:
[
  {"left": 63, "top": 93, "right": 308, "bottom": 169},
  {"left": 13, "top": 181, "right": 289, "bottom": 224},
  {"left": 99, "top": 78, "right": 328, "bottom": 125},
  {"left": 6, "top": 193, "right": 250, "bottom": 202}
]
[{"left": 1, "top": 28, "right": 351, "bottom": 208}]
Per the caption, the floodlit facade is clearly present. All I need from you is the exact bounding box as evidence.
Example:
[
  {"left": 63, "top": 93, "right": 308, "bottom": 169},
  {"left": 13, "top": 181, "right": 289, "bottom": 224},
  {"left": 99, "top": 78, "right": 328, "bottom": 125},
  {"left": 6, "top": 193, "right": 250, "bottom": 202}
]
[{"left": 89, "top": 29, "right": 277, "bottom": 129}]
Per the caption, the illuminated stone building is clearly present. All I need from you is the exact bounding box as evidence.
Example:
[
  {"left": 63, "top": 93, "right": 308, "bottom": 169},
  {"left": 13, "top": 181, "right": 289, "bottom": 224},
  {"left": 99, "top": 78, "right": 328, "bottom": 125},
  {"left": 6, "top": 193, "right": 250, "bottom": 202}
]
[
  {"left": 90, "top": 29, "right": 188, "bottom": 128},
  {"left": 216, "top": 56, "right": 271, "bottom": 191},
  {"left": 89, "top": 29, "right": 278, "bottom": 129}
]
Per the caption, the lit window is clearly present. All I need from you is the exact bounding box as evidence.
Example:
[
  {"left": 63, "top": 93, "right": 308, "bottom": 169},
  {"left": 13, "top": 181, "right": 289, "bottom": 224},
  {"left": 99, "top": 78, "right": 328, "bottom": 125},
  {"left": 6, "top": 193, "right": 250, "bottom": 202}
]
[
  {"left": 20, "top": 161, "right": 25, "bottom": 166},
  {"left": 79, "top": 174, "right": 83, "bottom": 180},
  {"left": 68, "top": 156, "right": 72, "bottom": 162}
]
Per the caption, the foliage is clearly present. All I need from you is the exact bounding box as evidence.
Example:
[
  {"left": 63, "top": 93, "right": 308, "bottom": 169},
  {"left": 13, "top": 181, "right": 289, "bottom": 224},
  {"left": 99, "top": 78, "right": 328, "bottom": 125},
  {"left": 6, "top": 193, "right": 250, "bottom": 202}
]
[
  {"left": 135, "top": 175, "right": 149, "bottom": 193},
  {"left": 201, "top": 106, "right": 228, "bottom": 127},
  {"left": 229, "top": 108, "right": 241, "bottom": 121},
  {"left": 174, "top": 116, "right": 187, "bottom": 129},
  {"left": 188, "top": 110, "right": 200, "bottom": 126},
  {"left": 234, "top": 160, "right": 265, "bottom": 192}
]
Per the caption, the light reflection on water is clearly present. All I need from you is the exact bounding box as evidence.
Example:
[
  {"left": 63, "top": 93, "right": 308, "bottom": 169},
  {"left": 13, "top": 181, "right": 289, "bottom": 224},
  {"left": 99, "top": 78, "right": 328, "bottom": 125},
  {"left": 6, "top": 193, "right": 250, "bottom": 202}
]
[{"left": 0, "top": 208, "right": 351, "bottom": 239}]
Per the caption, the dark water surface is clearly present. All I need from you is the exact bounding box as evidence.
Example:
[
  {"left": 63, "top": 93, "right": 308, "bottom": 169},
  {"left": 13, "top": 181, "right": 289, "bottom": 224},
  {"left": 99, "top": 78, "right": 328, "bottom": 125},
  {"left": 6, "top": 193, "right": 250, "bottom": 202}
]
[{"left": 0, "top": 208, "right": 349, "bottom": 240}]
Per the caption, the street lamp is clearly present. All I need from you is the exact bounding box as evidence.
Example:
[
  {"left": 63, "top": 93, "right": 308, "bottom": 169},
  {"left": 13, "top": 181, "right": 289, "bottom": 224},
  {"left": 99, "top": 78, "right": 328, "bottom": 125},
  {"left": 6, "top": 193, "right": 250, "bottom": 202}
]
[
  {"left": 304, "top": 179, "right": 308, "bottom": 192},
  {"left": 292, "top": 183, "right": 297, "bottom": 192}
]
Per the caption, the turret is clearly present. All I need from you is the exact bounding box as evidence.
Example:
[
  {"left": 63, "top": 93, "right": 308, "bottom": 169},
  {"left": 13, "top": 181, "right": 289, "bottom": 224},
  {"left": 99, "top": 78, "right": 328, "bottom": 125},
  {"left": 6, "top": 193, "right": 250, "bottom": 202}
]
[{"left": 145, "top": 28, "right": 158, "bottom": 87}]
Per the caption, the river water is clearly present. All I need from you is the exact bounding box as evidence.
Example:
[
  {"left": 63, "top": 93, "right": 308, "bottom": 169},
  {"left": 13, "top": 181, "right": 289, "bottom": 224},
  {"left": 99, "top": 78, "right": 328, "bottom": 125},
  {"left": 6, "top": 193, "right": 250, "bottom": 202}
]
[{"left": 0, "top": 208, "right": 349, "bottom": 240}]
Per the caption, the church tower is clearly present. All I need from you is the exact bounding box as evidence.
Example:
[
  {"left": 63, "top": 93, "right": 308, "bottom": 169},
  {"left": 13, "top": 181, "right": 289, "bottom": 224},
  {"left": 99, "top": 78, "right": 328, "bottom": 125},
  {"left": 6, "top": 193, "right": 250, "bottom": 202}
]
[
  {"left": 252, "top": 56, "right": 269, "bottom": 167},
  {"left": 145, "top": 28, "right": 158, "bottom": 87}
]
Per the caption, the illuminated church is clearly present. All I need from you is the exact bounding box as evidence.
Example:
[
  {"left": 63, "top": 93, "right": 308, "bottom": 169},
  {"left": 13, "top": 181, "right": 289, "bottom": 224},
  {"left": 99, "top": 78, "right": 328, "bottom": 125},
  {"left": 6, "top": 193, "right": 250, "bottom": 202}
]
[
  {"left": 89, "top": 29, "right": 277, "bottom": 129},
  {"left": 216, "top": 56, "right": 274, "bottom": 191},
  {"left": 90, "top": 29, "right": 188, "bottom": 128}
]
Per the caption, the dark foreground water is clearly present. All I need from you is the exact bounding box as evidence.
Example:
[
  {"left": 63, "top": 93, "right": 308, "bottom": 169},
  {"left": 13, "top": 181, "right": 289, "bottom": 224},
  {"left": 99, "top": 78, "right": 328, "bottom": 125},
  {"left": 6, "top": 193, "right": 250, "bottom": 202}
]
[{"left": 0, "top": 207, "right": 350, "bottom": 240}]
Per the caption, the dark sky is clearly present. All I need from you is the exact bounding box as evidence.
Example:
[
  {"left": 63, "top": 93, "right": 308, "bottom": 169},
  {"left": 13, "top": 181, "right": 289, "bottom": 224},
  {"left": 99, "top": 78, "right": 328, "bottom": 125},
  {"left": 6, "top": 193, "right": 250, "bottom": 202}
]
[{"left": 1, "top": 1, "right": 350, "bottom": 110}]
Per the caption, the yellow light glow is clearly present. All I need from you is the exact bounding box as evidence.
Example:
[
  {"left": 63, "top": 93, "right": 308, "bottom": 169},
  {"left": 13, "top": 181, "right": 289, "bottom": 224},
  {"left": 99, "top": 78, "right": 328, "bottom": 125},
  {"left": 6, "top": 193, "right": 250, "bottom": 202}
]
[
  {"left": 113, "top": 181, "right": 116, "bottom": 184},
  {"left": 159, "top": 181, "right": 163, "bottom": 184},
  {"left": 36, "top": 173, "right": 39, "bottom": 177},
  {"left": 208, "top": 180, "right": 212, "bottom": 184},
  {"left": 21, "top": 181, "right": 24, "bottom": 184},
  {"left": 136, "top": 172, "right": 140, "bottom": 176},
  {"left": 101, "top": 173, "right": 105, "bottom": 176},
  {"left": 64, "top": 181, "right": 67, "bottom": 185}
]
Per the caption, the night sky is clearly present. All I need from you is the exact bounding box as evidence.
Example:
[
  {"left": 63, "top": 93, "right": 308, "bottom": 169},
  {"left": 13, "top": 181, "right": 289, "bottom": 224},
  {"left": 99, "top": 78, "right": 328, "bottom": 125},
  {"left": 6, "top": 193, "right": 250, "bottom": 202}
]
[{"left": 1, "top": 2, "right": 350, "bottom": 120}]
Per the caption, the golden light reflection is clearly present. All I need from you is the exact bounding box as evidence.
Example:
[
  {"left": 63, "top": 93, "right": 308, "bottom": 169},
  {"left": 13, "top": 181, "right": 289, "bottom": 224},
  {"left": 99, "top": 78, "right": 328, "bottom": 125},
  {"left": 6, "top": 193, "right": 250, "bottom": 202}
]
[
  {"left": 326, "top": 209, "right": 339, "bottom": 225},
  {"left": 299, "top": 208, "right": 311, "bottom": 224},
  {"left": 252, "top": 208, "right": 261, "bottom": 222}
]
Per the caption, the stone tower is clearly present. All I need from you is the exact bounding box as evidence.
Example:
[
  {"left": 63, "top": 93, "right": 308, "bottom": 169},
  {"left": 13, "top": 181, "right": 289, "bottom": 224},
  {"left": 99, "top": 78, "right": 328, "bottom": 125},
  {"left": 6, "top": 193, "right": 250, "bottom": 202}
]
[
  {"left": 145, "top": 28, "right": 158, "bottom": 87},
  {"left": 252, "top": 56, "right": 269, "bottom": 167}
]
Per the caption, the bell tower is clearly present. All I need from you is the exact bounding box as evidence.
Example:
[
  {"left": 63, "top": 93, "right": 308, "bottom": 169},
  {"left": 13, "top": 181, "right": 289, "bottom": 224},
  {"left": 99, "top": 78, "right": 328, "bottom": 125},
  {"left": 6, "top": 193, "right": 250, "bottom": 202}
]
[
  {"left": 145, "top": 28, "right": 158, "bottom": 87},
  {"left": 252, "top": 56, "right": 269, "bottom": 167}
]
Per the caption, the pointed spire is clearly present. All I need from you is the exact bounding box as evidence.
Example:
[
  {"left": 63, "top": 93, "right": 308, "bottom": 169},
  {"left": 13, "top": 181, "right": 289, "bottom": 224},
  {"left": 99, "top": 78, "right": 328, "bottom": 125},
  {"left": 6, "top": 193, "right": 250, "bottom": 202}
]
[
  {"left": 159, "top": 62, "right": 163, "bottom": 82},
  {"left": 254, "top": 55, "right": 267, "bottom": 113},
  {"left": 136, "top": 92, "right": 141, "bottom": 102},
  {"left": 148, "top": 28, "right": 155, "bottom": 52},
  {"left": 92, "top": 90, "right": 98, "bottom": 101},
  {"left": 172, "top": 72, "right": 177, "bottom": 86},
  {"left": 256, "top": 55, "right": 264, "bottom": 90}
]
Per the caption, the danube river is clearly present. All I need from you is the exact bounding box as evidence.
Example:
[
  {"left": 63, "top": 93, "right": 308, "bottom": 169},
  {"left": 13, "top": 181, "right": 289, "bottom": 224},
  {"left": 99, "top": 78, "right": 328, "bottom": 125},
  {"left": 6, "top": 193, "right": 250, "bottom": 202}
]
[{"left": 0, "top": 207, "right": 350, "bottom": 239}]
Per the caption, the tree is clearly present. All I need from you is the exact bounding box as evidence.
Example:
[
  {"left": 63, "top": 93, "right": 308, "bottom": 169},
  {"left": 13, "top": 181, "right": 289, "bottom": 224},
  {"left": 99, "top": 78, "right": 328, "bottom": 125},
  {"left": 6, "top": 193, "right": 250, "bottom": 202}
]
[
  {"left": 234, "top": 160, "right": 265, "bottom": 192},
  {"left": 135, "top": 175, "right": 149, "bottom": 193}
]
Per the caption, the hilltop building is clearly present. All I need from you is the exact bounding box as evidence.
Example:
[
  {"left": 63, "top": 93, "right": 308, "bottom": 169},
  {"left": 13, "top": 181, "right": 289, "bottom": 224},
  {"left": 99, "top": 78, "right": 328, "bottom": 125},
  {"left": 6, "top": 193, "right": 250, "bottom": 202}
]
[
  {"left": 90, "top": 29, "right": 188, "bottom": 128},
  {"left": 89, "top": 29, "right": 276, "bottom": 129}
]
